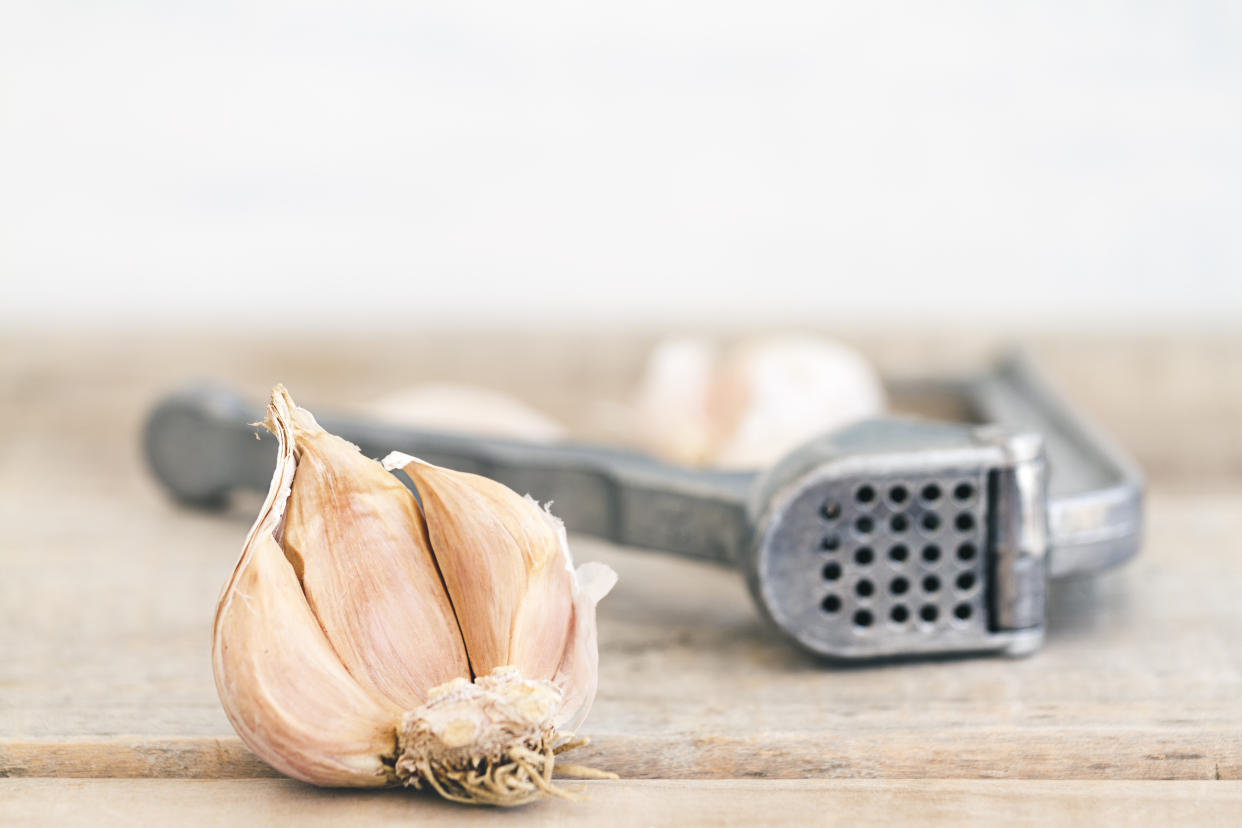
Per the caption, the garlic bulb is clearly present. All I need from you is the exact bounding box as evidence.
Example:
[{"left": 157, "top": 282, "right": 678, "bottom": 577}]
[
  {"left": 361, "top": 383, "right": 567, "bottom": 443},
  {"left": 212, "top": 386, "right": 616, "bottom": 806},
  {"left": 631, "top": 335, "right": 886, "bottom": 469},
  {"left": 707, "top": 336, "right": 886, "bottom": 469},
  {"left": 629, "top": 337, "right": 717, "bottom": 466}
]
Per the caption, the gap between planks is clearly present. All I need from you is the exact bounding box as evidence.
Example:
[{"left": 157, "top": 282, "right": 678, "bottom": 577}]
[
  {"left": 2, "top": 731, "right": 1238, "bottom": 781},
  {"left": 3, "top": 778, "right": 1242, "bottom": 828}
]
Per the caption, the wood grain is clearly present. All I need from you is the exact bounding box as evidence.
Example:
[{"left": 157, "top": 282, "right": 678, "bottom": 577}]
[
  {"left": 3, "top": 779, "right": 1242, "bottom": 827},
  {"left": 2, "top": 331, "right": 1240, "bottom": 789}
]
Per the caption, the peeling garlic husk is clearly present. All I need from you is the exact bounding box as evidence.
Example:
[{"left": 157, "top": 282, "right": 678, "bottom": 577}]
[{"left": 212, "top": 386, "right": 616, "bottom": 805}]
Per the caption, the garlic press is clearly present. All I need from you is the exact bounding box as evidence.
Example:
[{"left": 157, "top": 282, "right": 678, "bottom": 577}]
[{"left": 145, "top": 352, "right": 1142, "bottom": 661}]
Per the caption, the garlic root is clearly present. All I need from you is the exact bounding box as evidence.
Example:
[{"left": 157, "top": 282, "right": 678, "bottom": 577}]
[{"left": 395, "top": 667, "right": 617, "bottom": 806}]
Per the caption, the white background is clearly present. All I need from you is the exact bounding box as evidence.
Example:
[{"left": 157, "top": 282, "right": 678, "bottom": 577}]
[{"left": 3, "top": 2, "right": 1240, "bottom": 331}]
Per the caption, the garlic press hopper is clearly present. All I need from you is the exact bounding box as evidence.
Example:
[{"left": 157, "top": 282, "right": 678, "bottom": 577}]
[{"left": 145, "top": 353, "right": 1143, "bottom": 661}]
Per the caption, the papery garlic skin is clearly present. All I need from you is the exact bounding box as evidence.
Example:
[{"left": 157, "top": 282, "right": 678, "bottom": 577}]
[
  {"left": 548, "top": 560, "right": 617, "bottom": 732},
  {"left": 211, "top": 386, "right": 616, "bottom": 803}
]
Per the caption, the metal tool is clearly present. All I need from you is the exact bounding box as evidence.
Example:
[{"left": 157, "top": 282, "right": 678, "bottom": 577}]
[{"left": 144, "top": 352, "right": 1142, "bottom": 661}]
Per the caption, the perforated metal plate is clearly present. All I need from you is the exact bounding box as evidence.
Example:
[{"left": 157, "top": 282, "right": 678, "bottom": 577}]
[
  {"left": 816, "top": 471, "right": 987, "bottom": 638},
  {"left": 754, "top": 464, "right": 993, "bottom": 658}
]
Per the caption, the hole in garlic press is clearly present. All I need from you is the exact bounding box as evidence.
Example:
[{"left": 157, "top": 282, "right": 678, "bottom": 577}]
[
  {"left": 921, "top": 483, "right": 942, "bottom": 502},
  {"left": 821, "top": 594, "right": 842, "bottom": 613},
  {"left": 954, "top": 513, "right": 975, "bottom": 532},
  {"left": 821, "top": 501, "right": 841, "bottom": 520},
  {"left": 920, "top": 605, "right": 939, "bottom": 623},
  {"left": 855, "top": 485, "right": 876, "bottom": 505},
  {"left": 822, "top": 561, "right": 842, "bottom": 581},
  {"left": 921, "top": 544, "right": 941, "bottom": 563},
  {"left": 954, "top": 482, "right": 974, "bottom": 501},
  {"left": 956, "top": 572, "right": 976, "bottom": 591},
  {"left": 854, "top": 546, "right": 874, "bottom": 565},
  {"left": 853, "top": 609, "right": 874, "bottom": 628},
  {"left": 922, "top": 575, "right": 941, "bottom": 593},
  {"left": 956, "top": 542, "right": 977, "bottom": 562},
  {"left": 889, "top": 485, "right": 909, "bottom": 505},
  {"left": 890, "top": 576, "right": 910, "bottom": 595},
  {"left": 888, "top": 544, "right": 909, "bottom": 563},
  {"left": 921, "top": 513, "right": 941, "bottom": 532},
  {"left": 889, "top": 514, "right": 909, "bottom": 533},
  {"left": 855, "top": 579, "right": 875, "bottom": 598},
  {"left": 954, "top": 603, "right": 973, "bottom": 621},
  {"left": 855, "top": 516, "right": 875, "bottom": 534},
  {"left": 890, "top": 604, "right": 909, "bottom": 623},
  {"left": 821, "top": 534, "right": 840, "bottom": 551}
]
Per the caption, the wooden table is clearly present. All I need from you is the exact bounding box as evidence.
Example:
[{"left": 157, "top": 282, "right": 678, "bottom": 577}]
[{"left": 3, "top": 331, "right": 1240, "bottom": 825}]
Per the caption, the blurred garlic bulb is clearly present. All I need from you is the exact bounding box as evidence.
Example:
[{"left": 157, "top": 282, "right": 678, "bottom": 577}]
[
  {"left": 629, "top": 337, "right": 716, "bottom": 466},
  {"left": 362, "top": 383, "right": 567, "bottom": 443},
  {"left": 707, "top": 336, "right": 886, "bottom": 469},
  {"left": 212, "top": 386, "right": 616, "bottom": 806},
  {"left": 632, "top": 335, "right": 886, "bottom": 469}
]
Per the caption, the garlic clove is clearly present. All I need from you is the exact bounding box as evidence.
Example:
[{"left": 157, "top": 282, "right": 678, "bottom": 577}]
[
  {"left": 214, "top": 532, "right": 402, "bottom": 787},
  {"left": 271, "top": 388, "right": 470, "bottom": 709},
  {"left": 213, "top": 388, "right": 401, "bottom": 787},
  {"left": 383, "top": 453, "right": 574, "bottom": 681},
  {"left": 506, "top": 507, "right": 575, "bottom": 683}
]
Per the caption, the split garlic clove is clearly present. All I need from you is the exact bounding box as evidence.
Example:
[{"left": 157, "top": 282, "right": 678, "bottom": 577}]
[
  {"left": 383, "top": 455, "right": 576, "bottom": 684},
  {"left": 212, "top": 392, "right": 401, "bottom": 787},
  {"left": 214, "top": 532, "right": 402, "bottom": 786},
  {"left": 273, "top": 388, "right": 469, "bottom": 709}
]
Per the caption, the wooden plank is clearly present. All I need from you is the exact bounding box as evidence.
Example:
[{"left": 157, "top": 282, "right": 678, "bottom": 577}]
[
  {"left": 3, "top": 779, "right": 1242, "bottom": 827},
  {"left": 2, "top": 727, "right": 1238, "bottom": 781},
  {"left": 2, "top": 332, "right": 1241, "bottom": 783},
  {"left": 2, "top": 331, "right": 1239, "bottom": 480},
  {"left": 3, "top": 493, "right": 1240, "bottom": 780}
]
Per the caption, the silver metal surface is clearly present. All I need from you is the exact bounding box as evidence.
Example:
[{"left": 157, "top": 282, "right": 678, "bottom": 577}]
[
  {"left": 143, "top": 352, "right": 1142, "bottom": 661},
  {"left": 963, "top": 356, "right": 1144, "bottom": 578},
  {"left": 984, "top": 429, "right": 1048, "bottom": 632},
  {"left": 740, "top": 418, "right": 1049, "bottom": 658}
]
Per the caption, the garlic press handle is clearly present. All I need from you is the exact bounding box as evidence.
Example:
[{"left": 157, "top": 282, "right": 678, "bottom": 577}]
[
  {"left": 144, "top": 352, "right": 1141, "bottom": 579},
  {"left": 143, "top": 386, "right": 752, "bottom": 564},
  {"left": 963, "top": 353, "right": 1144, "bottom": 578}
]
